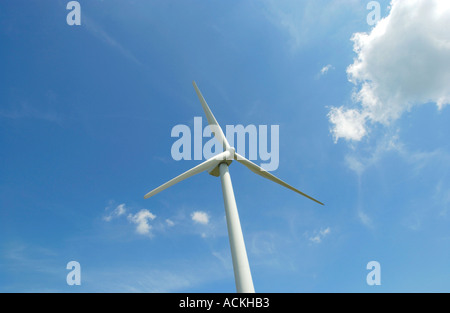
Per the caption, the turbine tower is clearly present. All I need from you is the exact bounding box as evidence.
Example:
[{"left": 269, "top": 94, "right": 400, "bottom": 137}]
[{"left": 144, "top": 81, "right": 324, "bottom": 293}]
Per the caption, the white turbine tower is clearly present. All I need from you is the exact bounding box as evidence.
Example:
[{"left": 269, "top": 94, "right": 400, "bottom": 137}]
[{"left": 144, "top": 81, "right": 324, "bottom": 293}]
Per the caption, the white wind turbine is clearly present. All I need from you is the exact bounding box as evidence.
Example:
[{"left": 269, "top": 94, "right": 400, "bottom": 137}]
[{"left": 144, "top": 81, "right": 324, "bottom": 293}]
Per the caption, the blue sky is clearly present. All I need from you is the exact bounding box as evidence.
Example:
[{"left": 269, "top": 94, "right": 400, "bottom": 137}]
[{"left": 1, "top": 0, "right": 450, "bottom": 292}]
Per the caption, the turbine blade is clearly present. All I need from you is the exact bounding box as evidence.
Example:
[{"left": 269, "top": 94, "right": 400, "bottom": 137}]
[
  {"left": 192, "top": 81, "right": 230, "bottom": 151},
  {"left": 234, "top": 153, "right": 324, "bottom": 205},
  {"left": 144, "top": 151, "right": 230, "bottom": 199}
]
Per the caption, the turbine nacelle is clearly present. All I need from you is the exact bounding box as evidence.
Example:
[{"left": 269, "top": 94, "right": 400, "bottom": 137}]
[{"left": 208, "top": 147, "right": 235, "bottom": 177}]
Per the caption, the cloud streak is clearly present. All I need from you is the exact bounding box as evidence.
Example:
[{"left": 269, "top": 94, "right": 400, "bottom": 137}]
[
  {"left": 103, "top": 203, "right": 127, "bottom": 222},
  {"left": 0, "top": 102, "right": 63, "bottom": 124},
  {"left": 308, "top": 227, "right": 331, "bottom": 244},
  {"left": 83, "top": 15, "right": 141, "bottom": 65}
]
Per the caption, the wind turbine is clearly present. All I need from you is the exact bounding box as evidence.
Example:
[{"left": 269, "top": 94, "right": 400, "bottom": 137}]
[{"left": 144, "top": 81, "right": 324, "bottom": 293}]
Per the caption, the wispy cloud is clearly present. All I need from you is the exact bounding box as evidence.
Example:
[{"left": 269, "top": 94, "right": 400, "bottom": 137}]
[
  {"left": 308, "top": 227, "right": 331, "bottom": 244},
  {"left": 320, "top": 64, "right": 334, "bottom": 76},
  {"left": 263, "top": 0, "right": 361, "bottom": 52},
  {"left": 357, "top": 209, "right": 373, "bottom": 229},
  {"left": 83, "top": 15, "right": 141, "bottom": 65},
  {"left": 82, "top": 256, "right": 231, "bottom": 292},
  {"left": 250, "top": 231, "right": 277, "bottom": 257},
  {"left": 433, "top": 179, "right": 450, "bottom": 217},
  {"left": 344, "top": 131, "right": 401, "bottom": 176},
  {"left": 1, "top": 242, "right": 62, "bottom": 291},
  {"left": 165, "top": 219, "right": 175, "bottom": 227},
  {"left": 262, "top": 0, "right": 322, "bottom": 52},
  {"left": 103, "top": 203, "right": 127, "bottom": 222},
  {"left": 0, "top": 102, "right": 63, "bottom": 124},
  {"left": 343, "top": 132, "right": 401, "bottom": 227},
  {"left": 343, "top": 132, "right": 450, "bottom": 227}
]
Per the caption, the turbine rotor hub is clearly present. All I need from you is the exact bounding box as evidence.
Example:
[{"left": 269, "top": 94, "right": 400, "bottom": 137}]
[{"left": 207, "top": 147, "right": 235, "bottom": 177}]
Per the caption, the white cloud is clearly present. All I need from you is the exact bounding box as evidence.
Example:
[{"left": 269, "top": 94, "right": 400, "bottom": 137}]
[
  {"left": 329, "top": 0, "right": 450, "bottom": 142},
  {"left": 320, "top": 64, "right": 334, "bottom": 76},
  {"left": 127, "top": 209, "right": 156, "bottom": 236},
  {"left": 328, "top": 107, "right": 367, "bottom": 142},
  {"left": 165, "top": 219, "right": 175, "bottom": 227},
  {"left": 309, "top": 227, "right": 331, "bottom": 244},
  {"left": 191, "top": 211, "right": 209, "bottom": 225},
  {"left": 103, "top": 203, "right": 127, "bottom": 222}
]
